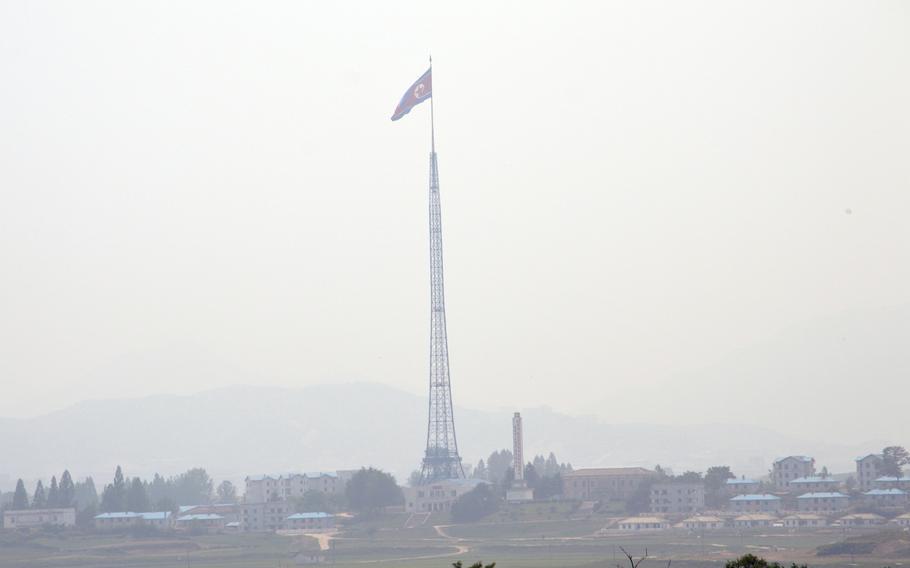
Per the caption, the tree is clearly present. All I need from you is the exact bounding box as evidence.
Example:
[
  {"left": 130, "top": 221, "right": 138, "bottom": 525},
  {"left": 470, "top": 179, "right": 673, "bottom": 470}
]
[
  {"left": 534, "top": 473, "right": 563, "bottom": 500},
  {"left": 12, "top": 479, "right": 29, "bottom": 510},
  {"left": 58, "top": 470, "right": 76, "bottom": 508},
  {"left": 452, "top": 562, "right": 495, "bottom": 568},
  {"left": 485, "top": 450, "right": 513, "bottom": 485},
  {"left": 127, "top": 477, "right": 149, "bottom": 512},
  {"left": 523, "top": 463, "right": 539, "bottom": 488},
  {"left": 473, "top": 460, "right": 487, "bottom": 480},
  {"left": 725, "top": 553, "right": 808, "bottom": 568},
  {"left": 452, "top": 560, "right": 496, "bottom": 568},
  {"left": 544, "top": 453, "right": 561, "bottom": 477},
  {"left": 216, "top": 480, "right": 237, "bottom": 504},
  {"left": 882, "top": 446, "right": 909, "bottom": 477},
  {"left": 705, "top": 466, "right": 735, "bottom": 508},
  {"left": 47, "top": 476, "right": 60, "bottom": 508},
  {"left": 100, "top": 466, "right": 128, "bottom": 512},
  {"left": 155, "top": 496, "right": 178, "bottom": 514},
  {"left": 147, "top": 473, "right": 169, "bottom": 504},
  {"left": 676, "top": 471, "right": 703, "bottom": 483},
  {"left": 408, "top": 470, "right": 423, "bottom": 487},
  {"left": 75, "top": 503, "right": 97, "bottom": 529},
  {"left": 345, "top": 468, "right": 403, "bottom": 514},
  {"left": 74, "top": 477, "right": 98, "bottom": 511},
  {"left": 32, "top": 480, "right": 47, "bottom": 509},
  {"left": 450, "top": 483, "right": 499, "bottom": 522},
  {"left": 171, "top": 468, "right": 213, "bottom": 505},
  {"left": 295, "top": 490, "right": 331, "bottom": 513}
]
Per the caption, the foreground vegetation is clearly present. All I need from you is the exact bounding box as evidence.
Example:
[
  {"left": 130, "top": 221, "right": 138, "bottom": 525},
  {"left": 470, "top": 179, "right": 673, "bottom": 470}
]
[{"left": 3, "top": 504, "right": 910, "bottom": 568}]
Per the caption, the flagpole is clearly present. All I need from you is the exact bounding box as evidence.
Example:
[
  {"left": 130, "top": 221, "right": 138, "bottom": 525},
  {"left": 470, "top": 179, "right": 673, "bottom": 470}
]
[{"left": 429, "top": 55, "right": 435, "bottom": 155}]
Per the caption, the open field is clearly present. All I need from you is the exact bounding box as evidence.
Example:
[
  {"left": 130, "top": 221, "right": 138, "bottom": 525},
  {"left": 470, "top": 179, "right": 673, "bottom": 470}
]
[{"left": 2, "top": 516, "right": 909, "bottom": 568}]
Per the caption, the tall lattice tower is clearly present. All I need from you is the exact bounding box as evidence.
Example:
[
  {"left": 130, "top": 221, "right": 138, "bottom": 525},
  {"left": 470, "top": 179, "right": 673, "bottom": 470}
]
[
  {"left": 391, "top": 62, "right": 465, "bottom": 484},
  {"left": 419, "top": 88, "right": 465, "bottom": 484}
]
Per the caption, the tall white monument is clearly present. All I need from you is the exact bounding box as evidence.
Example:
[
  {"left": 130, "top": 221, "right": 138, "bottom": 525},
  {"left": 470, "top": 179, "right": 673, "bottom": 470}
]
[{"left": 507, "top": 412, "right": 534, "bottom": 502}]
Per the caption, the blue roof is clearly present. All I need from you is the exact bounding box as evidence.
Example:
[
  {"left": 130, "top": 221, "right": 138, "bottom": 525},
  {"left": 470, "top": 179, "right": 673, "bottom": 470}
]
[
  {"left": 864, "top": 489, "right": 907, "bottom": 496},
  {"left": 796, "top": 492, "right": 847, "bottom": 499},
  {"left": 726, "top": 478, "right": 758, "bottom": 485},
  {"left": 140, "top": 512, "right": 171, "bottom": 520},
  {"left": 95, "top": 512, "right": 142, "bottom": 519},
  {"left": 287, "top": 512, "right": 333, "bottom": 520},
  {"left": 731, "top": 494, "right": 780, "bottom": 501},
  {"left": 177, "top": 514, "right": 224, "bottom": 521},
  {"left": 790, "top": 476, "right": 839, "bottom": 484},
  {"left": 874, "top": 476, "right": 910, "bottom": 482}
]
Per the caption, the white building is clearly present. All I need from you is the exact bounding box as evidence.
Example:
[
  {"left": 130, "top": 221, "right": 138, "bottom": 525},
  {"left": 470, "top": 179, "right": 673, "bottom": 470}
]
[
  {"left": 795, "top": 492, "right": 849, "bottom": 513},
  {"left": 403, "top": 478, "right": 483, "bottom": 513},
  {"left": 245, "top": 472, "right": 342, "bottom": 503},
  {"left": 729, "top": 494, "right": 782, "bottom": 513},
  {"left": 680, "top": 515, "right": 724, "bottom": 530},
  {"left": 617, "top": 517, "right": 670, "bottom": 531},
  {"left": 650, "top": 482, "right": 705, "bottom": 514},
  {"left": 889, "top": 513, "right": 910, "bottom": 527},
  {"left": 3, "top": 508, "right": 75, "bottom": 529},
  {"left": 284, "top": 512, "right": 335, "bottom": 532},
  {"left": 176, "top": 513, "right": 225, "bottom": 532},
  {"left": 733, "top": 514, "right": 778, "bottom": 528},
  {"left": 855, "top": 454, "right": 883, "bottom": 492},
  {"left": 863, "top": 488, "right": 908, "bottom": 508},
  {"left": 788, "top": 476, "right": 840, "bottom": 495},
  {"left": 94, "top": 511, "right": 174, "bottom": 531},
  {"left": 725, "top": 477, "right": 760, "bottom": 495},
  {"left": 782, "top": 514, "right": 827, "bottom": 529},
  {"left": 837, "top": 513, "right": 886, "bottom": 527},
  {"left": 771, "top": 456, "right": 815, "bottom": 490},
  {"left": 239, "top": 501, "right": 293, "bottom": 532}
]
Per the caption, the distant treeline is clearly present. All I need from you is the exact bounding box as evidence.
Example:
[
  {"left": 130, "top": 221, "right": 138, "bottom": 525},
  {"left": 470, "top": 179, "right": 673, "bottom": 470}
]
[{"left": 3, "top": 465, "right": 237, "bottom": 524}]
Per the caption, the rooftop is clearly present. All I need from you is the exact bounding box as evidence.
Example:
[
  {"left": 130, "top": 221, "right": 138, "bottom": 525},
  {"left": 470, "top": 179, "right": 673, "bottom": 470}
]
[
  {"left": 734, "top": 514, "right": 778, "bottom": 521},
  {"left": 139, "top": 512, "right": 171, "bottom": 520},
  {"left": 856, "top": 454, "right": 883, "bottom": 462},
  {"left": 287, "top": 512, "right": 333, "bottom": 520},
  {"left": 177, "top": 514, "right": 224, "bottom": 521},
  {"left": 94, "top": 512, "right": 142, "bottom": 519},
  {"left": 796, "top": 492, "right": 847, "bottom": 499},
  {"left": 790, "top": 476, "right": 839, "bottom": 484},
  {"left": 774, "top": 455, "right": 813, "bottom": 464},
  {"left": 619, "top": 517, "right": 666, "bottom": 524},
  {"left": 864, "top": 489, "right": 907, "bottom": 496},
  {"left": 726, "top": 478, "right": 758, "bottom": 485},
  {"left": 874, "top": 476, "right": 910, "bottom": 482},
  {"left": 682, "top": 516, "right": 723, "bottom": 523},
  {"left": 731, "top": 494, "right": 780, "bottom": 501}
]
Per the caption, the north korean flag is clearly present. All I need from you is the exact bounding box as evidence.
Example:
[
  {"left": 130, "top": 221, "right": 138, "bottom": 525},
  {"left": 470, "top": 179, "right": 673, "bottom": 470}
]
[{"left": 391, "top": 68, "right": 432, "bottom": 121}]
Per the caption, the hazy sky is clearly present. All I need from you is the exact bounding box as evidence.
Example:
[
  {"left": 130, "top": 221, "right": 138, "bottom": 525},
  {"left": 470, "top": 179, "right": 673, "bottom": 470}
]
[{"left": 1, "top": 1, "right": 908, "bottom": 443}]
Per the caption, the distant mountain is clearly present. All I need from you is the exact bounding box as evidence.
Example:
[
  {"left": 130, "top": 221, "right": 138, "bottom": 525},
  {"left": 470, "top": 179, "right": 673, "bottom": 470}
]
[{"left": 0, "top": 382, "right": 884, "bottom": 490}]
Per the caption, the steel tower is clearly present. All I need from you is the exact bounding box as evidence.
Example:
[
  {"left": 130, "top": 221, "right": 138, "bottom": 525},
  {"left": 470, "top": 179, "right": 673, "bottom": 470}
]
[{"left": 419, "top": 90, "right": 465, "bottom": 483}]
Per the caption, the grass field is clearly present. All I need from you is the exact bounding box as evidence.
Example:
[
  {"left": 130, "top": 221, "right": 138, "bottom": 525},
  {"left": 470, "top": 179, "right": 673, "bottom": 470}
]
[{"left": 1, "top": 509, "right": 908, "bottom": 568}]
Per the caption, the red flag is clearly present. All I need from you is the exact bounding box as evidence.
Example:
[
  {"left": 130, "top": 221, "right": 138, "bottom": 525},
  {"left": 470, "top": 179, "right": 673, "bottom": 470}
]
[{"left": 391, "top": 68, "right": 432, "bottom": 121}]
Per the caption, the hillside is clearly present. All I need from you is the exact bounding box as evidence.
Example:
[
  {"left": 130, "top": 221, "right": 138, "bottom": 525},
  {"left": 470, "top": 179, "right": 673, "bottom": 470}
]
[{"left": 0, "top": 382, "right": 882, "bottom": 488}]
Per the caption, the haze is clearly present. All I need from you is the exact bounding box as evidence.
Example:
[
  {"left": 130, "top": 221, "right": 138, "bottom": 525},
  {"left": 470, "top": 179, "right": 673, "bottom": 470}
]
[{"left": 1, "top": 0, "right": 908, "bottom": 449}]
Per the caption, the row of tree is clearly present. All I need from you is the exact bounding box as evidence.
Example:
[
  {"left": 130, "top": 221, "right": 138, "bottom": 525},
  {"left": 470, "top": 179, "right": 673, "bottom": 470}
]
[
  {"left": 473, "top": 451, "right": 572, "bottom": 486},
  {"left": 98, "top": 466, "right": 236, "bottom": 513},
  {"left": 9, "top": 471, "right": 98, "bottom": 512},
  {"left": 6, "top": 466, "right": 237, "bottom": 514}
]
